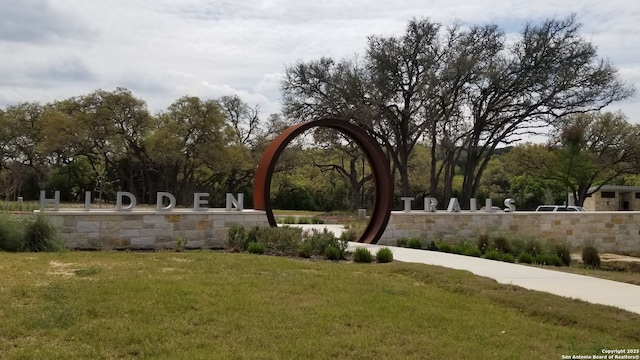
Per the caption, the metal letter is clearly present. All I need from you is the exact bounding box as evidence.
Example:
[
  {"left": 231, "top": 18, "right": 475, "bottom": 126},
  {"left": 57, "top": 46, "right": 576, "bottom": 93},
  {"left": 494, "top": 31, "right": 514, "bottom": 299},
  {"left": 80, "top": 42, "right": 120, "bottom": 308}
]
[
  {"left": 39, "top": 190, "right": 60, "bottom": 212},
  {"left": 84, "top": 191, "right": 91, "bottom": 211},
  {"left": 470, "top": 198, "right": 477, "bottom": 212},
  {"left": 447, "top": 198, "right": 461, "bottom": 212},
  {"left": 226, "top": 193, "right": 244, "bottom": 211},
  {"left": 157, "top": 192, "right": 176, "bottom": 211},
  {"left": 401, "top": 197, "right": 414, "bottom": 212},
  {"left": 504, "top": 198, "right": 516, "bottom": 212},
  {"left": 424, "top": 197, "right": 438, "bottom": 212},
  {"left": 194, "top": 193, "right": 209, "bottom": 211},
  {"left": 116, "top": 192, "right": 137, "bottom": 211},
  {"left": 484, "top": 198, "right": 493, "bottom": 213}
]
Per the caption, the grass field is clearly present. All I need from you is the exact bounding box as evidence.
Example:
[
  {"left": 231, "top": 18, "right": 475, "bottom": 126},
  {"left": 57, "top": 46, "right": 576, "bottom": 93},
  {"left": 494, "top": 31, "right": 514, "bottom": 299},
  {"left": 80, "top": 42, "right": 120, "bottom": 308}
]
[{"left": 1, "top": 251, "right": 639, "bottom": 359}]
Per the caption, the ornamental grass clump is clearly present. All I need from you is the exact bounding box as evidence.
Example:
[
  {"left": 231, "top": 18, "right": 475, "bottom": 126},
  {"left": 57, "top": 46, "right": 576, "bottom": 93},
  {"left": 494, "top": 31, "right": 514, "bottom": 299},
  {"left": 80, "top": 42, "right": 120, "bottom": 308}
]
[
  {"left": 375, "top": 247, "right": 393, "bottom": 263},
  {"left": 324, "top": 245, "right": 341, "bottom": 260},
  {"left": 226, "top": 224, "right": 247, "bottom": 252},
  {"left": 491, "top": 236, "right": 511, "bottom": 254},
  {"left": 582, "top": 246, "right": 601, "bottom": 268},
  {"left": 0, "top": 215, "right": 27, "bottom": 252},
  {"left": 517, "top": 252, "right": 534, "bottom": 264},
  {"left": 407, "top": 237, "right": 423, "bottom": 249},
  {"left": 352, "top": 247, "right": 373, "bottom": 263},
  {"left": 554, "top": 243, "right": 572, "bottom": 266},
  {"left": 396, "top": 238, "right": 409, "bottom": 247},
  {"left": 463, "top": 247, "right": 481, "bottom": 257},
  {"left": 533, "top": 253, "right": 563, "bottom": 266},
  {"left": 19, "top": 215, "right": 63, "bottom": 252},
  {"left": 305, "top": 228, "right": 347, "bottom": 259},
  {"left": 426, "top": 240, "right": 439, "bottom": 251},
  {"left": 477, "top": 234, "right": 490, "bottom": 255},
  {"left": 483, "top": 250, "right": 515, "bottom": 263},
  {"left": 437, "top": 242, "right": 452, "bottom": 253},
  {"left": 247, "top": 242, "right": 266, "bottom": 255}
]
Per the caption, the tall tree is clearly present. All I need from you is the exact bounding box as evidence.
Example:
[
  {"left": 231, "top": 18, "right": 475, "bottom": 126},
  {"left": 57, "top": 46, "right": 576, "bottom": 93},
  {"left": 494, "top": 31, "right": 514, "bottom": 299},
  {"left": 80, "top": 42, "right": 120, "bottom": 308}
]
[
  {"left": 282, "top": 16, "right": 634, "bottom": 206},
  {"left": 0, "top": 102, "right": 50, "bottom": 190},
  {"left": 458, "top": 16, "right": 634, "bottom": 205},
  {"left": 150, "top": 96, "right": 227, "bottom": 204},
  {"left": 507, "top": 112, "right": 640, "bottom": 207},
  {"left": 44, "top": 89, "right": 154, "bottom": 203},
  {"left": 217, "top": 95, "right": 264, "bottom": 195},
  {"left": 551, "top": 112, "right": 640, "bottom": 206}
]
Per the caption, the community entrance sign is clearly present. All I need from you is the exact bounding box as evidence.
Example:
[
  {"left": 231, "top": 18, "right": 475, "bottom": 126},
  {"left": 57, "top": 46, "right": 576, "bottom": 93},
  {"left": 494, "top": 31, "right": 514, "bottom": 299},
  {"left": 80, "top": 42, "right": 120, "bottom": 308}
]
[{"left": 253, "top": 118, "right": 393, "bottom": 244}]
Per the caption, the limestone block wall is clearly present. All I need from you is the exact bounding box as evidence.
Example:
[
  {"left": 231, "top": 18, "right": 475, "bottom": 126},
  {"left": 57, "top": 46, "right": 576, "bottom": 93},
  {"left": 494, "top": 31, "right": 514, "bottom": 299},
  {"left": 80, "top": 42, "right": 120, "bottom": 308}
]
[
  {"left": 380, "top": 211, "right": 640, "bottom": 254},
  {"left": 42, "top": 210, "right": 269, "bottom": 250}
]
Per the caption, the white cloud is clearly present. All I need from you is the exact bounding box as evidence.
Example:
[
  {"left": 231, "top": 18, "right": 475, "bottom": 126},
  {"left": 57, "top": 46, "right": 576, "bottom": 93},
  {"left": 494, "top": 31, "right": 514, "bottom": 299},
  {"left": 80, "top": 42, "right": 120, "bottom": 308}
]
[{"left": 0, "top": 0, "right": 638, "bottom": 124}]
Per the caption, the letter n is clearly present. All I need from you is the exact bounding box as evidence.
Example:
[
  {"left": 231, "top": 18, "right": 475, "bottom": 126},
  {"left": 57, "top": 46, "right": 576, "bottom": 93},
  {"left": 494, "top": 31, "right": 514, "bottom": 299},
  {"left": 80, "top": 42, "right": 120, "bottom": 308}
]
[{"left": 226, "top": 193, "right": 244, "bottom": 211}]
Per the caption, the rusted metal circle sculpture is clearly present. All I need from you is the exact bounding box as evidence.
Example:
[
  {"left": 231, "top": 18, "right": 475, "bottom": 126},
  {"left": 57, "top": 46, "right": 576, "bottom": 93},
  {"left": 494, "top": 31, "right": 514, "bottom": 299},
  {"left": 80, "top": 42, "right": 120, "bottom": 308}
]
[{"left": 253, "top": 118, "right": 393, "bottom": 244}]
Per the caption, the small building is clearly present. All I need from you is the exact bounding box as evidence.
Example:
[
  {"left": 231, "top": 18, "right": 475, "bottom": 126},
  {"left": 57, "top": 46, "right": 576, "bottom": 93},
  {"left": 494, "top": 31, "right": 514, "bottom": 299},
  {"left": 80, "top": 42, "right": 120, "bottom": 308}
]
[{"left": 582, "top": 185, "right": 640, "bottom": 211}]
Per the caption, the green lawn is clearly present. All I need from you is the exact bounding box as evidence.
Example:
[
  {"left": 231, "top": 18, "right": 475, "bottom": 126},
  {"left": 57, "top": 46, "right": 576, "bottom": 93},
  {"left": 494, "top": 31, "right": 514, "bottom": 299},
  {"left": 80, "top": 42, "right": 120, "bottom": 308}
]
[{"left": 0, "top": 251, "right": 638, "bottom": 359}]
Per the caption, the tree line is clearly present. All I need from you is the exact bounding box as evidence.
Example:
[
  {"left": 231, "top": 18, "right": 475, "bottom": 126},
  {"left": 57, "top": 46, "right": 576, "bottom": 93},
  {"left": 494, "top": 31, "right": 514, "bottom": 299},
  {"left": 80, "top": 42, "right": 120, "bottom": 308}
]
[
  {"left": 281, "top": 15, "right": 636, "bottom": 208},
  {"left": 0, "top": 89, "right": 272, "bottom": 207},
  {"left": 1, "top": 15, "right": 639, "bottom": 210}
]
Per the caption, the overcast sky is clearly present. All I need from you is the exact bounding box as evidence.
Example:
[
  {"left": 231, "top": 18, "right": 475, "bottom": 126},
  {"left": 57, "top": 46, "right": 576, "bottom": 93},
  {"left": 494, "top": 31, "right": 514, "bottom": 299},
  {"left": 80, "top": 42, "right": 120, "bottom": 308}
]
[{"left": 1, "top": 0, "right": 639, "bottom": 123}]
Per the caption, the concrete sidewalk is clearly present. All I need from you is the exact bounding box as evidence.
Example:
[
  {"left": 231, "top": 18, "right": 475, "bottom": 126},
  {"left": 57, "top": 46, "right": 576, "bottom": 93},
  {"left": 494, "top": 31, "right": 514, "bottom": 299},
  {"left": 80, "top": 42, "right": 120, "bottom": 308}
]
[{"left": 348, "top": 242, "right": 640, "bottom": 315}]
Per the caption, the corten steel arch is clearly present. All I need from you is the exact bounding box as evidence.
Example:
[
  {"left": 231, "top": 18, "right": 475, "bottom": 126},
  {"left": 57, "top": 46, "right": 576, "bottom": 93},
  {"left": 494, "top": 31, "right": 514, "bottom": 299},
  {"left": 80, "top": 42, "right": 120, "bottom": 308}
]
[{"left": 253, "top": 118, "right": 393, "bottom": 244}]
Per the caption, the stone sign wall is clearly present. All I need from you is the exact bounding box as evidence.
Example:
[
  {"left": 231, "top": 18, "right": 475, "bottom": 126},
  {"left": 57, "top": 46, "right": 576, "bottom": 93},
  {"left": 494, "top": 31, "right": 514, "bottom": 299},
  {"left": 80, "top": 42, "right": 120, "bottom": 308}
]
[
  {"left": 380, "top": 211, "right": 640, "bottom": 253},
  {"left": 44, "top": 210, "right": 268, "bottom": 250}
]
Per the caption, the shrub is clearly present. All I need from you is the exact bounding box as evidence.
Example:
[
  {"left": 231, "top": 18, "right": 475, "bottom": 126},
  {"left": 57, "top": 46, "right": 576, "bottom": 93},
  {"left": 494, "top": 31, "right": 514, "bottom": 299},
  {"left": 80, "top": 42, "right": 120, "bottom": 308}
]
[
  {"left": 463, "top": 247, "right": 481, "bottom": 257},
  {"left": 353, "top": 247, "right": 373, "bottom": 263},
  {"left": 226, "top": 224, "right": 247, "bottom": 252},
  {"left": 297, "top": 216, "right": 311, "bottom": 224},
  {"left": 283, "top": 216, "right": 296, "bottom": 224},
  {"left": 500, "top": 253, "right": 516, "bottom": 263},
  {"left": 548, "top": 254, "right": 564, "bottom": 267},
  {"left": 324, "top": 245, "right": 341, "bottom": 260},
  {"left": 340, "top": 227, "right": 359, "bottom": 243},
  {"left": 174, "top": 237, "right": 187, "bottom": 252},
  {"left": 437, "top": 242, "right": 452, "bottom": 253},
  {"left": 484, "top": 250, "right": 515, "bottom": 263},
  {"left": 451, "top": 244, "right": 465, "bottom": 255},
  {"left": 477, "top": 234, "right": 490, "bottom": 254},
  {"left": 407, "top": 237, "right": 423, "bottom": 249},
  {"left": 554, "top": 243, "right": 572, "bottom": 266},
  {"left": 303, "top": 228, "right": 347, "bottom": 259},
  {"left": 534, "top": 254, "right": 563, "bottom": 266},
  {"left": 311, "top": 217, "right": 324, "bottom": 224},
  {"left": 483, "top": 250, "right": 501, "bottom": 260},
  {"left": 297, "top": 241, "right": 313, "bottom": 258},
  {"left": 491, "top": 236, "right": 511, "bottom": 254},
  {"left": 582, "top": 246, "right": 601, "bottom": 268},
  {"left": 518, "top": 252, "right": 534, "bottom": 264},
  {"left": 247, "top": 242, "right": 266, "bottom": 254},
  {"left": 260, "top": 226, "right": 303, "bottom": 256},
  {"left": 245, "top": 226, "right": 262, "bottom": 245},
  {"left": 19, "top": 215, "right": 63, "bottom": 252},
  {"left": 523, "top": 238, "right": 543, "bottom": 257},
  {"left": 426, "top": 240, "right": 439, "bottom": 251},
  {"left": 396, "top": 238, "right": 409, "bottom": 247},
  {"left": 375, "top": 247, "right": 393, "bottom": 263},
  {"left": 509, "top": 238, "right": 525, "bottom": 257},
  {"left": 0, "top": 215, "right": 27, "bottom": 252}
]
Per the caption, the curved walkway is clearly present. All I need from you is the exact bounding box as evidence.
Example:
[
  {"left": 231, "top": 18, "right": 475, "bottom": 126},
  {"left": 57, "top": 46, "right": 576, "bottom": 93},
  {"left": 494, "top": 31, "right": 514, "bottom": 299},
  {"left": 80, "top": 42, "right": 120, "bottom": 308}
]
[{"left": 348, "top": 242, "right": 640, "bottom": 315}]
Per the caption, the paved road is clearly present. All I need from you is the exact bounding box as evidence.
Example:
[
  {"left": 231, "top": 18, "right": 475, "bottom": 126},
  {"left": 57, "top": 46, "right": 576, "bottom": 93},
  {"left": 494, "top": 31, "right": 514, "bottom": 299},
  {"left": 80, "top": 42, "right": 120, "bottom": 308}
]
[{"left": 348, "top": 242, "right": 640, "bottom": 315}]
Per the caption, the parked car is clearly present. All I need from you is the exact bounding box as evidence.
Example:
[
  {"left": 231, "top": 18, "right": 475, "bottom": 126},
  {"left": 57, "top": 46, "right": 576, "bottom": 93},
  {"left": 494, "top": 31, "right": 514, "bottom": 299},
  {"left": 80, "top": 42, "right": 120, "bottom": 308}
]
[{"left": 535, "top": 205, "right": 586, "bottom": 212}]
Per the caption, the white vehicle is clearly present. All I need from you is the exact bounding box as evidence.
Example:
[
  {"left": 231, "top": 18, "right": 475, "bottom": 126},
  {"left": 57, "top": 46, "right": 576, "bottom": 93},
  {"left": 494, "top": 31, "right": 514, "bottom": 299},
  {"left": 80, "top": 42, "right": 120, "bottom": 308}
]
[{"left": 535, "top": 205, "right": 586, "bottom": 212}]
